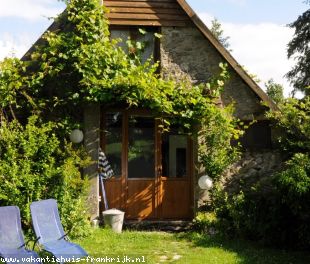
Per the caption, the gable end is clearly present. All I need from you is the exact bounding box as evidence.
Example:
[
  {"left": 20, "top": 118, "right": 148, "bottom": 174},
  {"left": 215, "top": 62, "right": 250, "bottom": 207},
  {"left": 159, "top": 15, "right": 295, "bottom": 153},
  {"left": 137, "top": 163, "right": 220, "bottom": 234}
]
[{"left": 104, "top": 0, "right": 192, "bottom": 26}]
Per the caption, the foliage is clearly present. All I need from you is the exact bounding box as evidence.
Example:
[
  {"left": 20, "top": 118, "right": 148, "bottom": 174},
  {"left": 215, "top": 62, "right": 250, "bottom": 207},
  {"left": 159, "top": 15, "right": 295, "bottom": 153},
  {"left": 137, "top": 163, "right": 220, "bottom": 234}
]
[
  {"left": 205, "top": 97, "right": 310, "bottom": 249},
  {"left": 0, "top": 0, "right": 241, "bottom": 178},
  {"left": 193, "top": 211, "right": 218, "bottom": 234},
  {"left": 0, "top": 116, "right": 91, "bottom": 237},
  {"left": 0, "top": 0, "right": 234, "bottom": 129},
  {"left": 267, "top": 96, "right": 310, "bottom": 153},
  {"left": 0, "top": 0, "right": 242, "bottom": 237},
  {"left": 198, "top": 103, "right": 241, "bottom": 179},
  {"left": 209, "top": 152, "right": 310, "bottom": 249},
  {"left": 286, "top": 3, "right": 310, "bottom": 95},
  {"left": 265, "top": 79, "right": 284, "bottom": 104},
  {"left": 0, "top": 58, "right": 21, "bottom": 109},
  {"left": 210, "top": 18, "right": 231, "bottom": 51}
]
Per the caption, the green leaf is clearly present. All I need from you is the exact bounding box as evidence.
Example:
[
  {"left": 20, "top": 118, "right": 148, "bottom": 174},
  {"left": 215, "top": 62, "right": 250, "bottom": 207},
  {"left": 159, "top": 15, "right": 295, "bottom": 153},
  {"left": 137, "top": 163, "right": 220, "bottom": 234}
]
[
  {"left": 138, "top": 28, "right": 146, "bottom": 35},
  {"left": 154, "top": 33, "right": 162, "bottom": 39}
]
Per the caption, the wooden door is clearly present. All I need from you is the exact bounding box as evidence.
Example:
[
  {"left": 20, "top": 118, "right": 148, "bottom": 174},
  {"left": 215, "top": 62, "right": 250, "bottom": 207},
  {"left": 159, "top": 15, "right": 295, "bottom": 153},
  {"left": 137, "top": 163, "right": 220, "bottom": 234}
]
[
  {"left": 102, "top": 110, "right": 193, "bottom": 220},
  {"left": 101, "top": 112, "right": 124, "bottom": 213},
  {"left": 158, "top": 132, "right": 193, "bottom": 219},
  {"left": 126, "top": 115, "right": 157, "bottom": 219}
]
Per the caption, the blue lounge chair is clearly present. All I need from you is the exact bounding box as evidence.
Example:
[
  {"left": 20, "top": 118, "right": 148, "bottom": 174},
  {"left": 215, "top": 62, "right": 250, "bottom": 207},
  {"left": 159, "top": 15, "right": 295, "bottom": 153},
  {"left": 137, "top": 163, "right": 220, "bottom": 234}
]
[
  {"left": 0, "top": 206, "right": 41, "bottom": 264},
  {"left": 30, "top": 199, "right": 88, "bottom": 263}
]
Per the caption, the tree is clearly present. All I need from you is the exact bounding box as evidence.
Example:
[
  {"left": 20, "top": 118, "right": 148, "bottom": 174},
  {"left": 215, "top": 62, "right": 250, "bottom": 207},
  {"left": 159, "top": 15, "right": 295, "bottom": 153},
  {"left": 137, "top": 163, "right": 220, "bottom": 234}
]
[
  {"left": 286, "top": 3, "right": 310, "bottom": 95},
  {"left": 265, "top": 78, "right": 284, "bottom": 104},
  {"left": 210, "top": 18, "right": 231, "bottom": 51}
]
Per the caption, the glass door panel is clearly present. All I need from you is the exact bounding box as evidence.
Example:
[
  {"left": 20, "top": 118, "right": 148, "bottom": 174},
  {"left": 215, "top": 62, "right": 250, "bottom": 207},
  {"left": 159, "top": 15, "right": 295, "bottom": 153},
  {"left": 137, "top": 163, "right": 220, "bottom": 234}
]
[
  {"left": 128, "top": 116, "right": 155, "bottom": 178},
  {"left": 162, "top": 134, "right": 188, "bottom": 178},
  {"left": 104, "top": 112, "right": 122, "bottom": 177}
]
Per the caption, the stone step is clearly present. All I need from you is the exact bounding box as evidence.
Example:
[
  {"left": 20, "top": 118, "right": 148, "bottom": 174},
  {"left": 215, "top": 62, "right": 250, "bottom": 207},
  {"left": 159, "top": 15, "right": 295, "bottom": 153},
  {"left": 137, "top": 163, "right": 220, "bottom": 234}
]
[{"left": 123, "top": 220, "right": 193, "bottom": 232}]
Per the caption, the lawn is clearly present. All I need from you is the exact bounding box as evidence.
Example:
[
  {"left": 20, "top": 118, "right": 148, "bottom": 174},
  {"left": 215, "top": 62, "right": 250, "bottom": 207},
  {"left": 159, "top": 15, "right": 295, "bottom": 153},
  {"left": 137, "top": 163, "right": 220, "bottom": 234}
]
[{"left": 74, "top": 228, "right": 310, "bottom": 264}]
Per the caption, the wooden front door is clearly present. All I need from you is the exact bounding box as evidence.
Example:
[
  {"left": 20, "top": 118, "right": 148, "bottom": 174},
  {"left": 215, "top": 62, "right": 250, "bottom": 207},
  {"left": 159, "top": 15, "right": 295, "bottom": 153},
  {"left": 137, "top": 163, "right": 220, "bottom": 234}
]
[{"left": 101, "top": 110, "right": 193, "bottom": 220}]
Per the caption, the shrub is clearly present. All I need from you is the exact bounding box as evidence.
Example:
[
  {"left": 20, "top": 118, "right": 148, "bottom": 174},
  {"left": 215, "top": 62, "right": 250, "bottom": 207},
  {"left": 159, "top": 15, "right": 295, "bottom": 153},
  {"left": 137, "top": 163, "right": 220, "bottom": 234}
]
[
  {"left": 272, "top": 153, "right": 310, "bottom": 248},
  {"left": 201, "top": 97, "right": 310, "bottom": 250},
  {"left": 0, "top": 116, "right": 91, "bottom": 237},
  {"left": 193, "top": 211, "right": 218, "bottom": 235},
  {"left": 198, "top": 104, "right": 241, "bottom": 179},
  {"left": 208, "top": 153, "right": 310, "bottom": 249}
]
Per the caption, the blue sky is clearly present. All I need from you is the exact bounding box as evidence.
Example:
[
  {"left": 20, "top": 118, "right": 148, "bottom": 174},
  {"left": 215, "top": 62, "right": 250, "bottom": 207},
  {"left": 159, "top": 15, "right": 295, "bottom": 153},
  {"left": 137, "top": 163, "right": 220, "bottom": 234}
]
[
  {"left": 189, "top": 0, "right": 307, "bottom": 24},
  {"left": 0, "top": 0, "right": 309, "bottom": 96}
]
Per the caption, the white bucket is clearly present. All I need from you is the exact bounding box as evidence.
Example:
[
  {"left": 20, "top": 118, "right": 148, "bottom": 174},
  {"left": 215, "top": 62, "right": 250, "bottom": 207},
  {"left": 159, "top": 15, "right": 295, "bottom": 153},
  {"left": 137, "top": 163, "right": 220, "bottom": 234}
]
[{"left": 102, "top": 209, "right": 125, "bottom": 233}]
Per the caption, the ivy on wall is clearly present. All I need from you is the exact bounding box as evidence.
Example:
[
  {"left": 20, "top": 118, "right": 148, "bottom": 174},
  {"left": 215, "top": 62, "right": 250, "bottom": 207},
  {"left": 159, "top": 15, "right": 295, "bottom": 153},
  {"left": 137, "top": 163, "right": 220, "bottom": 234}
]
[
  {"left": 0, "top": 0, "right": 242, "bottom": 232},
  {"left": 1, "top": 0, "right": 234, "bottom": 130}
]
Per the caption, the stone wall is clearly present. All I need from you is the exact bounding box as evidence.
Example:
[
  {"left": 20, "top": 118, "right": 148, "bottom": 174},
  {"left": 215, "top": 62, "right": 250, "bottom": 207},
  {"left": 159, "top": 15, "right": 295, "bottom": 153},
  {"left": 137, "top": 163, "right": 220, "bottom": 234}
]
[
  {"left": 222, "top": 150, "right": 284, "bottom": 193},
  {"left": 83, "top": 104, "right": 101, "bottom": 220},
  {"left": 197, "top": 150, "right": 285, "bottom": 206},
  {"left": 83, "top": 25, "right": 275, "bottom": 219},
  {"left": 160, "top": 25, "right": 275, "bottom": 210},
  {"left": 160, "top": 26, "right": 267, "bottom": 120}
]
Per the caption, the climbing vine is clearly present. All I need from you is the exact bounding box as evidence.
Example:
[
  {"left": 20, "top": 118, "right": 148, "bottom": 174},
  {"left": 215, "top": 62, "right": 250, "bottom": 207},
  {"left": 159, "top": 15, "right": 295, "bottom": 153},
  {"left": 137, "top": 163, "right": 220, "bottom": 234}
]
[
  {"left": 1, "top": 0, "right": 236, "bottom": 132},
  {"left": 0, "top": 0, "right": 242, "bottom": 234}
]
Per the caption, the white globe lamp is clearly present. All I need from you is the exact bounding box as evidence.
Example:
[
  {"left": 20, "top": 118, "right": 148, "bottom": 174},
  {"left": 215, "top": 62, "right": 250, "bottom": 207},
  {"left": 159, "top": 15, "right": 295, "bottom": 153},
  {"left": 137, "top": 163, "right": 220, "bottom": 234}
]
[
  {"left": 198, "top": 175, "right": 213, "bottom": 190},
  {"left": 69, "top": 129, "right": 84, "bottom": 144}
]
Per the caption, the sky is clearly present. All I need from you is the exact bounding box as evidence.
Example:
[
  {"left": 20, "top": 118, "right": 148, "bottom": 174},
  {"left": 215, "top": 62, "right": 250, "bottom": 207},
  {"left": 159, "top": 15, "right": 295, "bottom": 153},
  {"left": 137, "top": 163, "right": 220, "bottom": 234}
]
[{"left": 0, "top": 0, "right": 309, "bottom": 96}]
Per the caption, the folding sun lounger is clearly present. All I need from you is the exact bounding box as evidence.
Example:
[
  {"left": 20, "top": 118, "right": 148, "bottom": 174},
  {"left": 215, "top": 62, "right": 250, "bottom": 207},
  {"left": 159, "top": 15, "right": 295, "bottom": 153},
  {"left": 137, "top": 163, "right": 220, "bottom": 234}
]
[
  {"left": 0, "top": 206, "right": 41, "bottom": 264},
  {"left": 30, "top": 199, "right": 88, "bottom": 263}
]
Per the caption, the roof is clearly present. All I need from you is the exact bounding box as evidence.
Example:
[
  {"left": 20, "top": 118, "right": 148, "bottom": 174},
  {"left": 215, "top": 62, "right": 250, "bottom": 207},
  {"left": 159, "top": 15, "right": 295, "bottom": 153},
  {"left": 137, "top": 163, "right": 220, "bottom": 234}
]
[{"left": 105, "top": 0, "right": 192, "bottom": 26}]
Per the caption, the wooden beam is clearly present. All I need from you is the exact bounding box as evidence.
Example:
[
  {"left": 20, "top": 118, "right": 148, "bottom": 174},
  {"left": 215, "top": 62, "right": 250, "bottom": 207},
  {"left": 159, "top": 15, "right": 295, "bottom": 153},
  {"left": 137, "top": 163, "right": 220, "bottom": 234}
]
[
  {"left": 109, "top": 19, "right": 192, "bottom": 27},
  {"left": 108, "top": 7, "right": 185, "bottom": 15},
  {"left": 108, "top": 13, "right": 189, "bottom": 21},
  {"left": 104, "top": 1, "right": 179, "bottom": 9},
  {"left": 105, "top": 0, "right": 174, "bottom": 2}
]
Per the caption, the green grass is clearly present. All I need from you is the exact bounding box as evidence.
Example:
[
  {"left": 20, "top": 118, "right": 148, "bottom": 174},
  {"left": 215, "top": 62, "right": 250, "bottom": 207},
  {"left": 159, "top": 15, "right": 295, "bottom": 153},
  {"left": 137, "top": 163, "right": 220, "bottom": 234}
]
[{"left": 74, "top": 228, "right": 310, "bottom": 264}]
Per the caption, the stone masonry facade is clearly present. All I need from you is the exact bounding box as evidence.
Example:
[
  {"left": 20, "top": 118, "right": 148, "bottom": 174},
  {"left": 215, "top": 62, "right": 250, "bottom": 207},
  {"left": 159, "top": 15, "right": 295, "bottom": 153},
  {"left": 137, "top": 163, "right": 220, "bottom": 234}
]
[
  {"left": 160, "top": 26, "right": 267, "bottom": 120},
  {"left": 84, "top": 25, "right": 275, "bottom": 218},
  {"left": 160, "top": 26, "right": 274, "bottom": 209}
]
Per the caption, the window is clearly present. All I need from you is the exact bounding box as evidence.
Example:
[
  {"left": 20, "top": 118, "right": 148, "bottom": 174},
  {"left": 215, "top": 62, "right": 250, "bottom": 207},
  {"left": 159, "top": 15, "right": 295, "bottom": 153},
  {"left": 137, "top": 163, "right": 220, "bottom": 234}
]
[
  {"left": 239, "top": 120, "right": 272, "bottom": 149},
  {"left": 128, "top": 116, "right": 155, "bottom": 178},
  {"left": 162, "top": 132, "right": 188, "bottom": 178},
  {"left": 104, "top": 112, "right": 122, "bottom": 177},
  {"left": 110, "top": 27, "right": 159, "bottom": 64}
]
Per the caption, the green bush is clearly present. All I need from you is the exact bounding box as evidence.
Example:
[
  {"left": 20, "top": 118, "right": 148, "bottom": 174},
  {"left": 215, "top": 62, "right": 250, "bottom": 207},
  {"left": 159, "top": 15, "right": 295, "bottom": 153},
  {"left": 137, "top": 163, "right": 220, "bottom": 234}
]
[
  {"left": 200, "top": 97, "right": 310, "bottom": 250},
  {"left": 0, "top": 116, "right": 92, "bottom": 237},
  {"left": 273, "top": 153, "right": 310, "bottom": 248},
  {"left": 208, "top": 153, "right": 310, "bottom": 249},
  {"left": 198, "top": 104, "right": 241, "bottom": 179},
  {"left": 193, "top": 211, "right": 218, "bottom": 234}
]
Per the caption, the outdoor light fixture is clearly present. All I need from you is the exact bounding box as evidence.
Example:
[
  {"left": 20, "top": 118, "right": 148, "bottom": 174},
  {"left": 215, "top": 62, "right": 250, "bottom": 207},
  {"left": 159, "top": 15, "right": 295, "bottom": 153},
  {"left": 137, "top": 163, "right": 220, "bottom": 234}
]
[
  {"left": 69, "top": 129, "right": 84, "bottom": 144},
  {"left": 198, "top": 175, "right": 213, "bottom": 190}
]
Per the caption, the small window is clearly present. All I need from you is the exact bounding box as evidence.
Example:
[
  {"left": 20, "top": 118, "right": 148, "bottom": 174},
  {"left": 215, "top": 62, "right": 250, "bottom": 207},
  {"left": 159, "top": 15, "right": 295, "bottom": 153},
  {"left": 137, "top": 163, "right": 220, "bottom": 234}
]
[
  {"left": 110, "top": 27, "right": 159, "bottom": 64},
  {"left": 240, "top": 120, "right": 272, "bottom": 149}
]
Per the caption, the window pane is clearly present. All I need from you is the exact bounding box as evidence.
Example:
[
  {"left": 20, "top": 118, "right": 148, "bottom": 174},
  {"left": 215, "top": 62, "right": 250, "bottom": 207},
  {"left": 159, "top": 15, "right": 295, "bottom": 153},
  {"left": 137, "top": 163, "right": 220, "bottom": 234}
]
[
  {"left": 105, "top": 112, "right": 122, "bottom": 177},
  {"left": 162, "top": 134, "right": 188, "bottom": 178},
  {"left": 110, "top": 28, "right": 155, "bottom": 64},
  {"left": 138, "top": 31, "right": 155, "bottom": 64},
  {"left": 128, "top": 116, "right": 155, "bottom": 178},
  {"left": 110, "top": 29, "right": 129, "bottom": 50}
]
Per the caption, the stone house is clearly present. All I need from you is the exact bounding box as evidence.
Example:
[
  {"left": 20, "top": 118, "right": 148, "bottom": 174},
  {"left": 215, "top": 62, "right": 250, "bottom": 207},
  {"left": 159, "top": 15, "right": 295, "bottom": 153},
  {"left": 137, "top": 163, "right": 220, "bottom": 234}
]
[{"left": 26, "top": 0, "right": 277, "bottom": 221}]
